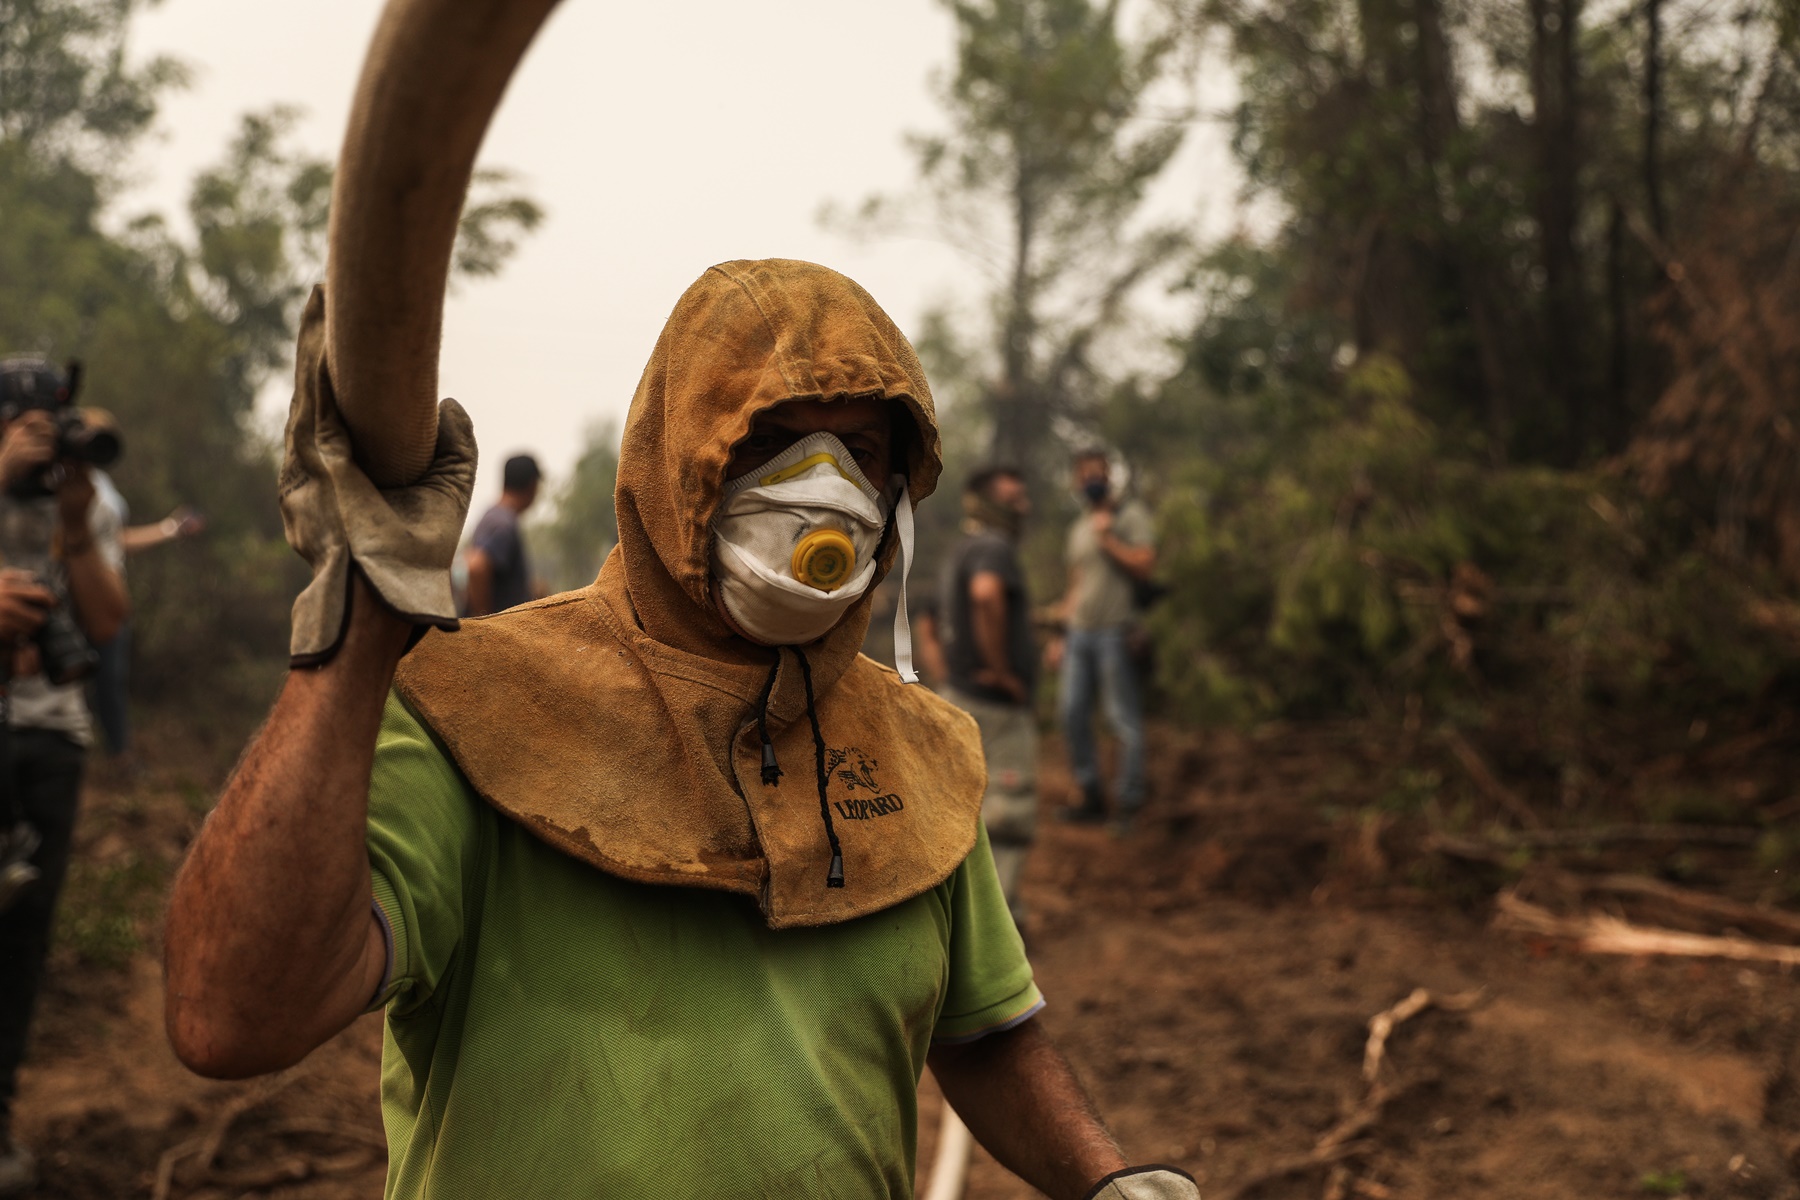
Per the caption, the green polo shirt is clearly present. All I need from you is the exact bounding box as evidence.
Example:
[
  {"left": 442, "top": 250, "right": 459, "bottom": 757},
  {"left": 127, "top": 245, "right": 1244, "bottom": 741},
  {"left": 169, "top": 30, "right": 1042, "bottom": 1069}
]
[{"left": 365, "top": 695, "right": 1043, "bottom": 1200}]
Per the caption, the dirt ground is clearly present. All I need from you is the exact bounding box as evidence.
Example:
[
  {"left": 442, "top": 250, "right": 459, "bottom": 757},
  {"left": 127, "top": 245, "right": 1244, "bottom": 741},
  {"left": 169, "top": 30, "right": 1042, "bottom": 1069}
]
[{"left": 13, "top": 723, "right": 1800, "bottom": 1199}]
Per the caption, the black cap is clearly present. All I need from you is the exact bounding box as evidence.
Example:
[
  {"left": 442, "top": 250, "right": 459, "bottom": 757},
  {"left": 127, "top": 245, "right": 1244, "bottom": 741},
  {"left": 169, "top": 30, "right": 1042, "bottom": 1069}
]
[{"left": 502, "top": 454, "right": 542, "bottom": 492}]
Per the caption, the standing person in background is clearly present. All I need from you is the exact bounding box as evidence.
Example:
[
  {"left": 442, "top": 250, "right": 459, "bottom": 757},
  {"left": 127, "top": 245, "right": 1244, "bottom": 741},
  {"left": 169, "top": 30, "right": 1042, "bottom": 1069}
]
[
  {"left": 461, "top": 453, "right": 540, "bottom": 617},
  {"left": 85, "top": 472, "right": 205, "bottom": 761},
  {"left": 1053, "top": 449, "right": 1156, "bottom": 834},
  {"left": 0, "top": 380, "right": 128, "bottom": 1197},
  {"left": 939, "top": 466, "right": 1037, "bottom": 925}
]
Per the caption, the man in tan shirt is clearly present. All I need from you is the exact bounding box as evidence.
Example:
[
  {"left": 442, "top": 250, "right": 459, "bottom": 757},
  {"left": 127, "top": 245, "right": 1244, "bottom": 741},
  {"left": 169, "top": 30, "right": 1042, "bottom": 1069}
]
[{"left": 1054, "top": 449, "right": 1156, "bottom": 832}]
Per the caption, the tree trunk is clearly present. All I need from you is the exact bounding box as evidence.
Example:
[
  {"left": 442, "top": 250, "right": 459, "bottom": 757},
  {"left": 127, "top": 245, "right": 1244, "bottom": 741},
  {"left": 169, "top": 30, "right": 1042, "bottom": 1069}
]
[
  {"left": 1413, "top": 0, "right": 1512, "bottom": 451},
  {"left": 1531, "top": 0, "right": 1586, "bottom": 460},
  {"left": 1644, "top": 0, "right": 1666, "bottom": 237},
  {"left": 991, "top": 150, "right": 1038, "bottom": 468},
  {"left": 1605, "top": 199, "right": 1629, "bottom": 453}
]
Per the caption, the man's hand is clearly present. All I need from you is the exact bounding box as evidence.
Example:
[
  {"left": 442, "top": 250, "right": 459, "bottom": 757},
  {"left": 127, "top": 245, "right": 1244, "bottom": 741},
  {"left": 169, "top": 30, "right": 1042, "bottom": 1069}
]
[
  {"left": 1089, "top": 508, "right": 1115, "bottom": 537},
  {"left": 0, "top": 569, "right": 53, "bottom": 641},
  {"left": 281, "top": 285, "right": 477, "bottom": 663},
  {"left": 0, "top": 412, "right": 56, "bottom": 491},
  {"left": 1093, "top": 517, "right": 1157, "bottom": 583},
  {"left": 56, "top": 461, "right": 96, "bottom": 534},
  {"left": 1085, "top": 1167, "right": 1201, "bottom": 1199},
  {"left": 168, "top": 506, "right": 206, "bottom": 538}
]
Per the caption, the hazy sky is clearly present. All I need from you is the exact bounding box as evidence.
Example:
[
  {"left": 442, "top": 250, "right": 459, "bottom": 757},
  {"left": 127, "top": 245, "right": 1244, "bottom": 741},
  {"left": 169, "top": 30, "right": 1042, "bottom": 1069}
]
[{"left": 125, "top": 0, "right": 1237, "bottom": 505}]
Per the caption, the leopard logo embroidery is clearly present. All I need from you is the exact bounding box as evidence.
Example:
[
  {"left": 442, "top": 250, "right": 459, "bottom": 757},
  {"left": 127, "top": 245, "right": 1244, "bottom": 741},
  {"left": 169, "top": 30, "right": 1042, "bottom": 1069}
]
[{"left": 824, "top": 748, "right": 906, "bottom": 820}]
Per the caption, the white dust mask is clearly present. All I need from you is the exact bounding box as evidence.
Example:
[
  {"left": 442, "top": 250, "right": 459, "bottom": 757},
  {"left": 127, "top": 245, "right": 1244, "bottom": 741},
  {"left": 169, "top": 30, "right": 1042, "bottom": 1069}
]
[{"left": 711, "top": 431, "right": 891, "bottom": 647}]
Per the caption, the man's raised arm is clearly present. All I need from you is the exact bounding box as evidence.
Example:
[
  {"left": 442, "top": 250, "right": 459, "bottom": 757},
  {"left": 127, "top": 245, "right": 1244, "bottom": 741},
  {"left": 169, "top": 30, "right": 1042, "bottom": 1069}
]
[
  {"left": 164, "top": 287, "right": 477, "bottom": 1078},
  {"left": 164, "top": 576, "right": 406, "bottom": 1076}
]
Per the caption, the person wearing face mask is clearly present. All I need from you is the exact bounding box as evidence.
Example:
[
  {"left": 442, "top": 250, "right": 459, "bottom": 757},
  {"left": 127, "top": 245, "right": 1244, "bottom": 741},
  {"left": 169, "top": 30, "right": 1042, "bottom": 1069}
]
[
  {"left": 1052, "top": 448, "right": 1158, "bottom": 832},
  {"left": 164, "top": 262, "right": 1199, "bottom": 1200},
  {"left": 938, "top": 466, "right": 1038, "bottom": 926}
]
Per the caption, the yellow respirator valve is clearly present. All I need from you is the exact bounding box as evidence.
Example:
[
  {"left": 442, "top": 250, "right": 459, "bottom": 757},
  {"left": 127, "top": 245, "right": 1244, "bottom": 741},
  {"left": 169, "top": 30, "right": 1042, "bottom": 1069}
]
[{"left": 791, "top": 529, "right": 856, "bottom": 591}]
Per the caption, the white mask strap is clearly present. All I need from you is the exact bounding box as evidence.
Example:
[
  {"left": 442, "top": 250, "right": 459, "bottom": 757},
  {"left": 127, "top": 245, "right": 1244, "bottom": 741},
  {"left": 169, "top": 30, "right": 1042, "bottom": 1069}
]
[{"left": 890, "top": 476, "right": 918, "bottom": 684}]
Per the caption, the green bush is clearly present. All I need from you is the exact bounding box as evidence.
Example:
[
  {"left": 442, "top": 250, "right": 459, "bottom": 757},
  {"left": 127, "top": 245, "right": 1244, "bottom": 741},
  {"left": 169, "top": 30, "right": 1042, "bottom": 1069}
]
[{"left": 1135, "top": 354, "right": 1796, "bottom": 740}]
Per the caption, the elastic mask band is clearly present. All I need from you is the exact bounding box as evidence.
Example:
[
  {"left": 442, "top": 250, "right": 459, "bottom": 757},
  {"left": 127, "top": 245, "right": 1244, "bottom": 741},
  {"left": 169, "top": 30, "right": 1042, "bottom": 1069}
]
[{"left": 891, "top": 476, "right": 917, "bottom": 684}]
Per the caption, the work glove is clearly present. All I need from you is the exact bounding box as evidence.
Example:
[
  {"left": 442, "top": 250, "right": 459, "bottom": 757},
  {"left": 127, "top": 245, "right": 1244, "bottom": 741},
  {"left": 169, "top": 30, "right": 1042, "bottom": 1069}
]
[
  {"left": 1083, "top": 1166, "right": 1202, "bottom": 1200},
  {"left": 279, "top": 285, "right": 478, "bottom": 666}
]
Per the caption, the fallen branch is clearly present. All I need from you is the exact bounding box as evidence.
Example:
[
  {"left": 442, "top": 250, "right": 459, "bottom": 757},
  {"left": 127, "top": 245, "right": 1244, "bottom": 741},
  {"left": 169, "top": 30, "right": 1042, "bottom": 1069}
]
[
  {"left": 1508, "top": 825, "right": 1761, "bottom": 848},
  {"left": 1363, "top": 990, "right": 1432, "bottom": 1084},
  {"left": 1578, "top": 873, "right": 1800, "bottom": 943},
  {"left": 1225, "top": 988, "right": 1478, "bottom": 1200},
  {"left": 1427, "top": 826, "right": 1762, "bottom": 864},
  {"left": 1364, "top": 987, "right": 1485, "bottom": 1085},
  {"left": 1494, "top": 891, "right": 1800, "bottom": 965},
  {"left": 150, "top": 1071, "right": 323, "bottom": 1200},
  {"left": 1442, "top": 731, "right": 1544, "bottom": 830}
]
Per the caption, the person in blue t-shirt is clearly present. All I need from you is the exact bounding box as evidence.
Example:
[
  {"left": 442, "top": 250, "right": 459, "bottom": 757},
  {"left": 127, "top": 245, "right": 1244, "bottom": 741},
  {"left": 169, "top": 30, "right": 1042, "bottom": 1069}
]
[{"left": 461, "top": 453, "right": 540, "bottom": 617}]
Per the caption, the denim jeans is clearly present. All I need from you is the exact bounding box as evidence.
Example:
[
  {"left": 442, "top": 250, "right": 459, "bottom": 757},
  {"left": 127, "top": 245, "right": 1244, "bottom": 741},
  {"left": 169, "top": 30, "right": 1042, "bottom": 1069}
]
[
  {"left": 1059, "top": 627, "right": 1145, "bottom": 813},
  {"left": 88, "top": 623, "right": 130, "bottom": 757}
]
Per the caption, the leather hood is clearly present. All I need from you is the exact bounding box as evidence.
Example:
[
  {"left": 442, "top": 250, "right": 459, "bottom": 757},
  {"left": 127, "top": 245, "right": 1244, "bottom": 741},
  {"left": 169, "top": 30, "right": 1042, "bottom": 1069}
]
[{"left": 395, "top": 259, "right": 987, "bottom": 927}]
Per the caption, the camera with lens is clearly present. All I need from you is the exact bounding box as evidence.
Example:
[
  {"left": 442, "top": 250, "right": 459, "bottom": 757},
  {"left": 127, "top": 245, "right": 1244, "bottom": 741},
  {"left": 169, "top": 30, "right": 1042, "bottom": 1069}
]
[
  {"left": 0, "top": 356, "right": 123, "bottom": 685},
  {"left": 0, "top": 357, "right": 121, "bottom": 499}
]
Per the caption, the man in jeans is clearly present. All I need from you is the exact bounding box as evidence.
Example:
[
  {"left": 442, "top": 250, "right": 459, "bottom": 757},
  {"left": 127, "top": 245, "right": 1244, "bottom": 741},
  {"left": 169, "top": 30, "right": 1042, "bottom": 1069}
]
[
  {"left": 1054, "top": 450, "right": 1155, "bottom": 833},
  {"left": 938, "top": 466, "right": 1036, "bottom": 924},
  {"left": 0, "top": 371, "right": 129, "bottom": 1195}
]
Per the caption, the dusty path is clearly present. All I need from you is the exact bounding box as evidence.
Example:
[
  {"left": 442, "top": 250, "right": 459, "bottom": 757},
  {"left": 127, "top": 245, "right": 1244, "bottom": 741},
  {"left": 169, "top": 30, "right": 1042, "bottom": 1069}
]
[{"left": 13, "top": 731, "right": 1800, "bottom": 1198}]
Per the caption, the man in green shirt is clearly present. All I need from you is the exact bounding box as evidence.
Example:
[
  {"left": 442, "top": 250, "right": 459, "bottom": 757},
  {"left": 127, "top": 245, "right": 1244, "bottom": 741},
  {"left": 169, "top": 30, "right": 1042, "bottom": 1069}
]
[{"left": 164, "top": 262, "right": 1196, "bottom": 1200}]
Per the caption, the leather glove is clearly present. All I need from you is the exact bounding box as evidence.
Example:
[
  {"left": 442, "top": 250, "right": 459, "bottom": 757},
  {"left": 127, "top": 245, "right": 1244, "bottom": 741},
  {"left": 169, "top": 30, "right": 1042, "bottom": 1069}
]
[
  {"left": 279, "top": 285, "right": 478, "bottom": 666},
  {"left": 1084, "top": 1166, "right": 1202, "bottom": 1200}
]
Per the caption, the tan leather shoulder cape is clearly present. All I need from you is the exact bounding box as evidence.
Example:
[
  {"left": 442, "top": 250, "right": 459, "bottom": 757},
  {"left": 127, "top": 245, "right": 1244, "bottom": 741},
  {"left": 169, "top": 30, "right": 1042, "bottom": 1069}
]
[{"left": 396, "top": 259, "right": 987, "bottom": 928}]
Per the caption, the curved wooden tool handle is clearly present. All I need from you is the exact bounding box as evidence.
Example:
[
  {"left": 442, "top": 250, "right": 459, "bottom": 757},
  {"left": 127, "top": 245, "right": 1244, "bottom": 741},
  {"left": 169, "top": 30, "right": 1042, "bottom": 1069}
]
[{"left": 326, "top": 0, "right": 562, "bottom": 487}]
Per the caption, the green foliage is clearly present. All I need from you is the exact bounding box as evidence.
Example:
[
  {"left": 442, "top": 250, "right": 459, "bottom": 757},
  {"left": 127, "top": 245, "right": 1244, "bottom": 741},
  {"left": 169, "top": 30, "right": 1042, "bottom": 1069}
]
[
  {"left": 453, "top": 168, "right": 546, "bottom": 281},
  {"left": 1128, "top": 345, "right": 1795, "bottom": 734},
  {"left": 0, "top": 0, "right": 187, "bottom": 162},
  {"left": 186, "top": 107, "right": 332, "bottom": 393},
  {"left": 529, "top": 421, "right": 619, "bottom": 594},
  {"left": 831, "top": 0, "right": 1188, "bottom": 477},
  {"left": 0, "top": 0, "right": 542, "bottom": 716},
  {"left": 1187, "top": 0, "right": 1800, "bottom": 462}
]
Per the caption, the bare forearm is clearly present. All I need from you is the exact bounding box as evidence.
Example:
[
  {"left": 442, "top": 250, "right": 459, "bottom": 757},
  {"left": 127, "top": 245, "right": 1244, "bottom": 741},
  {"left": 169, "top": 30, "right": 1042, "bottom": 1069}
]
[
  {"left": 1101, "top": 537, "right": 1155, "bottom": 581},
  {"left": 465, "top": 554, "right": 493, "bottom": 616},
  {"left": 929, "top": 1021, "right": 1126, "bottom": 1198},
  {"left": 164, "top": 576, "right": 406, "bottom": 1076},
  {"left": 63, "top": 543, "right": 128, "bottom": 645},
  {"left": 120, "top": 523, "right": 173, "bottom": 554},
  {"left": 971, "top": 594, "right": 1013, "bottom": 679}
]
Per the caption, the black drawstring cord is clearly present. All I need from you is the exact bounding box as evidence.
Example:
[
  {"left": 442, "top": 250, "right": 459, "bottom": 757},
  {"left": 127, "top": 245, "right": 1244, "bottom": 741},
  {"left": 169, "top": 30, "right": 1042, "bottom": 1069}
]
[
  {"left": 794, "top": 648, "right": 845, "bottom": 888},
  {"left": 756, "top": 652, "right": 782, "bottom": 785}
]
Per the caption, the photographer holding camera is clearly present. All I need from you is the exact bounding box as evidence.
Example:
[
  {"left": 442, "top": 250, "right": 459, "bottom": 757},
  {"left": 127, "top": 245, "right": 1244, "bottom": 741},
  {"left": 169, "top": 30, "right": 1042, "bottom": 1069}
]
[{"left": 0, "top": 358, "right": 127, "bottom": 1196}]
